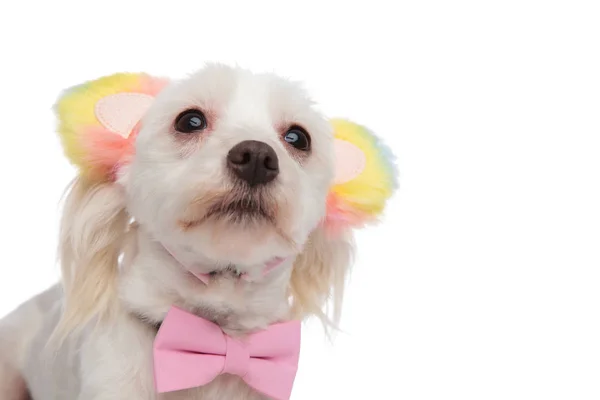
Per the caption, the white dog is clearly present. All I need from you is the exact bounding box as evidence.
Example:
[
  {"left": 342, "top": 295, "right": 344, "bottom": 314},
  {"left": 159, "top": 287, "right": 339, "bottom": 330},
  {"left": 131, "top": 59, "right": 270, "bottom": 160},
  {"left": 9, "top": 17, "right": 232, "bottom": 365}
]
[{"left": 0, "top": 63, "right": 396, "bottom": 400}]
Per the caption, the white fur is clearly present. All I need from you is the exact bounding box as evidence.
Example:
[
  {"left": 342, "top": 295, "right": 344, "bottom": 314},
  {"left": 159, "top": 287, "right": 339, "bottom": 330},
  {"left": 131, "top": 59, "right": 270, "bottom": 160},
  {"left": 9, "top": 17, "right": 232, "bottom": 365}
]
[{"left": 0, "top": 64, "right": 354, "bottom": 399}]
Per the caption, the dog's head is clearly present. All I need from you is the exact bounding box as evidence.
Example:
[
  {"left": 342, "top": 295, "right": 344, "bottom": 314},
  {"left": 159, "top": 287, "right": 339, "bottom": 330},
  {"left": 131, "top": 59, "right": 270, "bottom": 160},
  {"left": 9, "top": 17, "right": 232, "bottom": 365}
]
[
  {"left": 53, "top": 64, "right": 397, "bottom": 337},
  {"left": 126, "top": 65, "right": 333, "bottom": 270}
]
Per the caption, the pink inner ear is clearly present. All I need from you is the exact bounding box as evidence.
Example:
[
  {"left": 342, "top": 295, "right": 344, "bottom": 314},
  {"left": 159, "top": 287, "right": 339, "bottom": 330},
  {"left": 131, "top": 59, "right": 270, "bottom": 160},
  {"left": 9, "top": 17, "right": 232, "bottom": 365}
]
[
  {"left": 95, "top": 93, "right": 154, "bottom": 138},
  {"left": 334, "top": 139, "right": 366, "bottom": 184}
]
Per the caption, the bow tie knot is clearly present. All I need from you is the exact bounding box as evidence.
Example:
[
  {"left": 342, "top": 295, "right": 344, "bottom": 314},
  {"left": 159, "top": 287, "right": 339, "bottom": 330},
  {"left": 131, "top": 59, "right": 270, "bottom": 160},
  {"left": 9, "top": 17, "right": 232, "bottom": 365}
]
[
  {"left": 222, "top": 336, "right": 250, "bottom": 377},
  {"left": 153, "top": 306, "right": 301, "bottom": 400}
]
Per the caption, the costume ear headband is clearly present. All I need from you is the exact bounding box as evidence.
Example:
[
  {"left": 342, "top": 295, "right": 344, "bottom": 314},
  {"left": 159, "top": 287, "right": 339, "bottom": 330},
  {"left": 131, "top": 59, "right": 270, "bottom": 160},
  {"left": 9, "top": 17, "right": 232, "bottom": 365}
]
[
  {"left": 55, "top": 73, "right": 397, "bottom": 232},
  {"left": 55, "top": 73, "right": 169, "bottom": 180},
  {"left": 325, "top": 118, "right": 397, "bottom": 233}
]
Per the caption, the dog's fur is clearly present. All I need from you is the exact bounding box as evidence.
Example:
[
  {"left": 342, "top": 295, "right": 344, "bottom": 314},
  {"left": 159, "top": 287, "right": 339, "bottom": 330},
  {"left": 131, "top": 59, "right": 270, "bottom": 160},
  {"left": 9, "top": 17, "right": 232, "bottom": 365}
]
[{"left": 0, "top": 64, "right": 355, "bottom": 399}]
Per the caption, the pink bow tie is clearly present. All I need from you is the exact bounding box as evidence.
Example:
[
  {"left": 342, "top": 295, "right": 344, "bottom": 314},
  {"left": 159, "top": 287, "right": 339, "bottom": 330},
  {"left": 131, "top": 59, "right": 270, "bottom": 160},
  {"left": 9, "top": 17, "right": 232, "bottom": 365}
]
[{"left": 153, "top": 306, "right": 301, "bottom": 400}]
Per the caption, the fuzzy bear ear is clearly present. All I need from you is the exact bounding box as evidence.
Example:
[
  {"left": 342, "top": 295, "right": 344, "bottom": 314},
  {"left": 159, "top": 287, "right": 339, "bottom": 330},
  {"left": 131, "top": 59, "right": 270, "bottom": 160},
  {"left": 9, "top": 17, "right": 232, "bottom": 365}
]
[
  {"left": 324, "top": 119, "right": 398, "bottom": 234},
  {"left": 54, "top": 73, "right": 169, "bottom": 181}
]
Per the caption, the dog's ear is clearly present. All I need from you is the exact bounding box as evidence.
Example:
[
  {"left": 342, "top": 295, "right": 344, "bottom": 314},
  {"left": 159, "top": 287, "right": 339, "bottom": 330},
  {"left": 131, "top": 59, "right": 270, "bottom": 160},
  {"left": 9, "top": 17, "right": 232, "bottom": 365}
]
[
  {"left": 324, "top": 118, "right": 398, "bottom": 234},
  {"left": 50, "top": 73, "right": 168, "bottom": 344},
  {"left": 290, "top": 119, "right": 397, "bottom": 329},
  {"left": 54, "top": 73, "right": 169, "bottom": 181}
]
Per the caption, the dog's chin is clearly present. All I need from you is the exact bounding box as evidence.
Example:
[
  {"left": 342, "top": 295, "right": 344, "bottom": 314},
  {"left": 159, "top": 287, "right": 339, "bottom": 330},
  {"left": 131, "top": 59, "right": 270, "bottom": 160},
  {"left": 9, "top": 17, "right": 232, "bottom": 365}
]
[
  {"left": 185, "top": 222, "right": 294, "bottom": 266},
  {"left": 178, "top": 201, "right": 299, "bottom": 266}
]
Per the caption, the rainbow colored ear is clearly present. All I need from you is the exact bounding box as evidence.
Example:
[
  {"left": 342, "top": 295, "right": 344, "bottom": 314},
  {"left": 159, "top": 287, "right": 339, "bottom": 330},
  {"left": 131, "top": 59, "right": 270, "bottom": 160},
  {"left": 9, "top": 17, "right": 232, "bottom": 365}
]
[
  {"left": 54, "top": 73, "right": 168, "bottom": 180},
  {"left": 324, "top": 119, "right": 398, "bottom": 233}
]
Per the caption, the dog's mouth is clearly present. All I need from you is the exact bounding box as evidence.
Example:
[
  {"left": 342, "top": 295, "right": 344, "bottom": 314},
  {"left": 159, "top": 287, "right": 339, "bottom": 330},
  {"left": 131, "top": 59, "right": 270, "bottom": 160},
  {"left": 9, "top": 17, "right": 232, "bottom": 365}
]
[
  {"left": 180, "top": 188, "right": 278, "bottom": 230},
  {"left": 205, "top": 196, "right": 275, "bottom": 223}
]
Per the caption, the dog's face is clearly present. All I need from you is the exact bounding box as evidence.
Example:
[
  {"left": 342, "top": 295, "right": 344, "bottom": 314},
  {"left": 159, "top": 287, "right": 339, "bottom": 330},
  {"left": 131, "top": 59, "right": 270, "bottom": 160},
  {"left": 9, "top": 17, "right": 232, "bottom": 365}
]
[{"left": 124, "top": 65, "right": 334, "bottom": 272}]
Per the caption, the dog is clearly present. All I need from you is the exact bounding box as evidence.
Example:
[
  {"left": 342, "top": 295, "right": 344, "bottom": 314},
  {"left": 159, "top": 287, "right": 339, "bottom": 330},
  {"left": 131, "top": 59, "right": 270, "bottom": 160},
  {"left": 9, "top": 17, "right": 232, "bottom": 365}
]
[{"left": 0, "top": 63, "right": 397, "bottom": 400}]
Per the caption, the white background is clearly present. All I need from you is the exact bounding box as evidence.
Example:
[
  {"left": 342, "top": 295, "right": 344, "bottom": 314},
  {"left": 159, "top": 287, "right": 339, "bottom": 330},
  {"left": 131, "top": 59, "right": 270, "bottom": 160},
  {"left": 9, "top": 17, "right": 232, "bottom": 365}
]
[{"left": 1, "top": 1, "right": 599, "bottom": 399}]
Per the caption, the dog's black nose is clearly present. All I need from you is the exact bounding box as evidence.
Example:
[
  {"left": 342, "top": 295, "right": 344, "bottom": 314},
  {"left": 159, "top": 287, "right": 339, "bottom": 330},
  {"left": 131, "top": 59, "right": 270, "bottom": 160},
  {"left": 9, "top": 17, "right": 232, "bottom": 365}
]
[{"left": 227, "top": 140, "right": 279, "bottom": 186}]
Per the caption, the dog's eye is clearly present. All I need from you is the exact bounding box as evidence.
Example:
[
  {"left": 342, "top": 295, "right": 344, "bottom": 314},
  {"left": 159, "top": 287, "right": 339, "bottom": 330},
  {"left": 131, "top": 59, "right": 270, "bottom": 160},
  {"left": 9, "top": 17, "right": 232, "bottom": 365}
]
[
  {"left": 175, "top": 109, "right": 207, "bottom": 133},
  {"left": 283, "top": 126, "right": 310, "bottom": 151}
]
